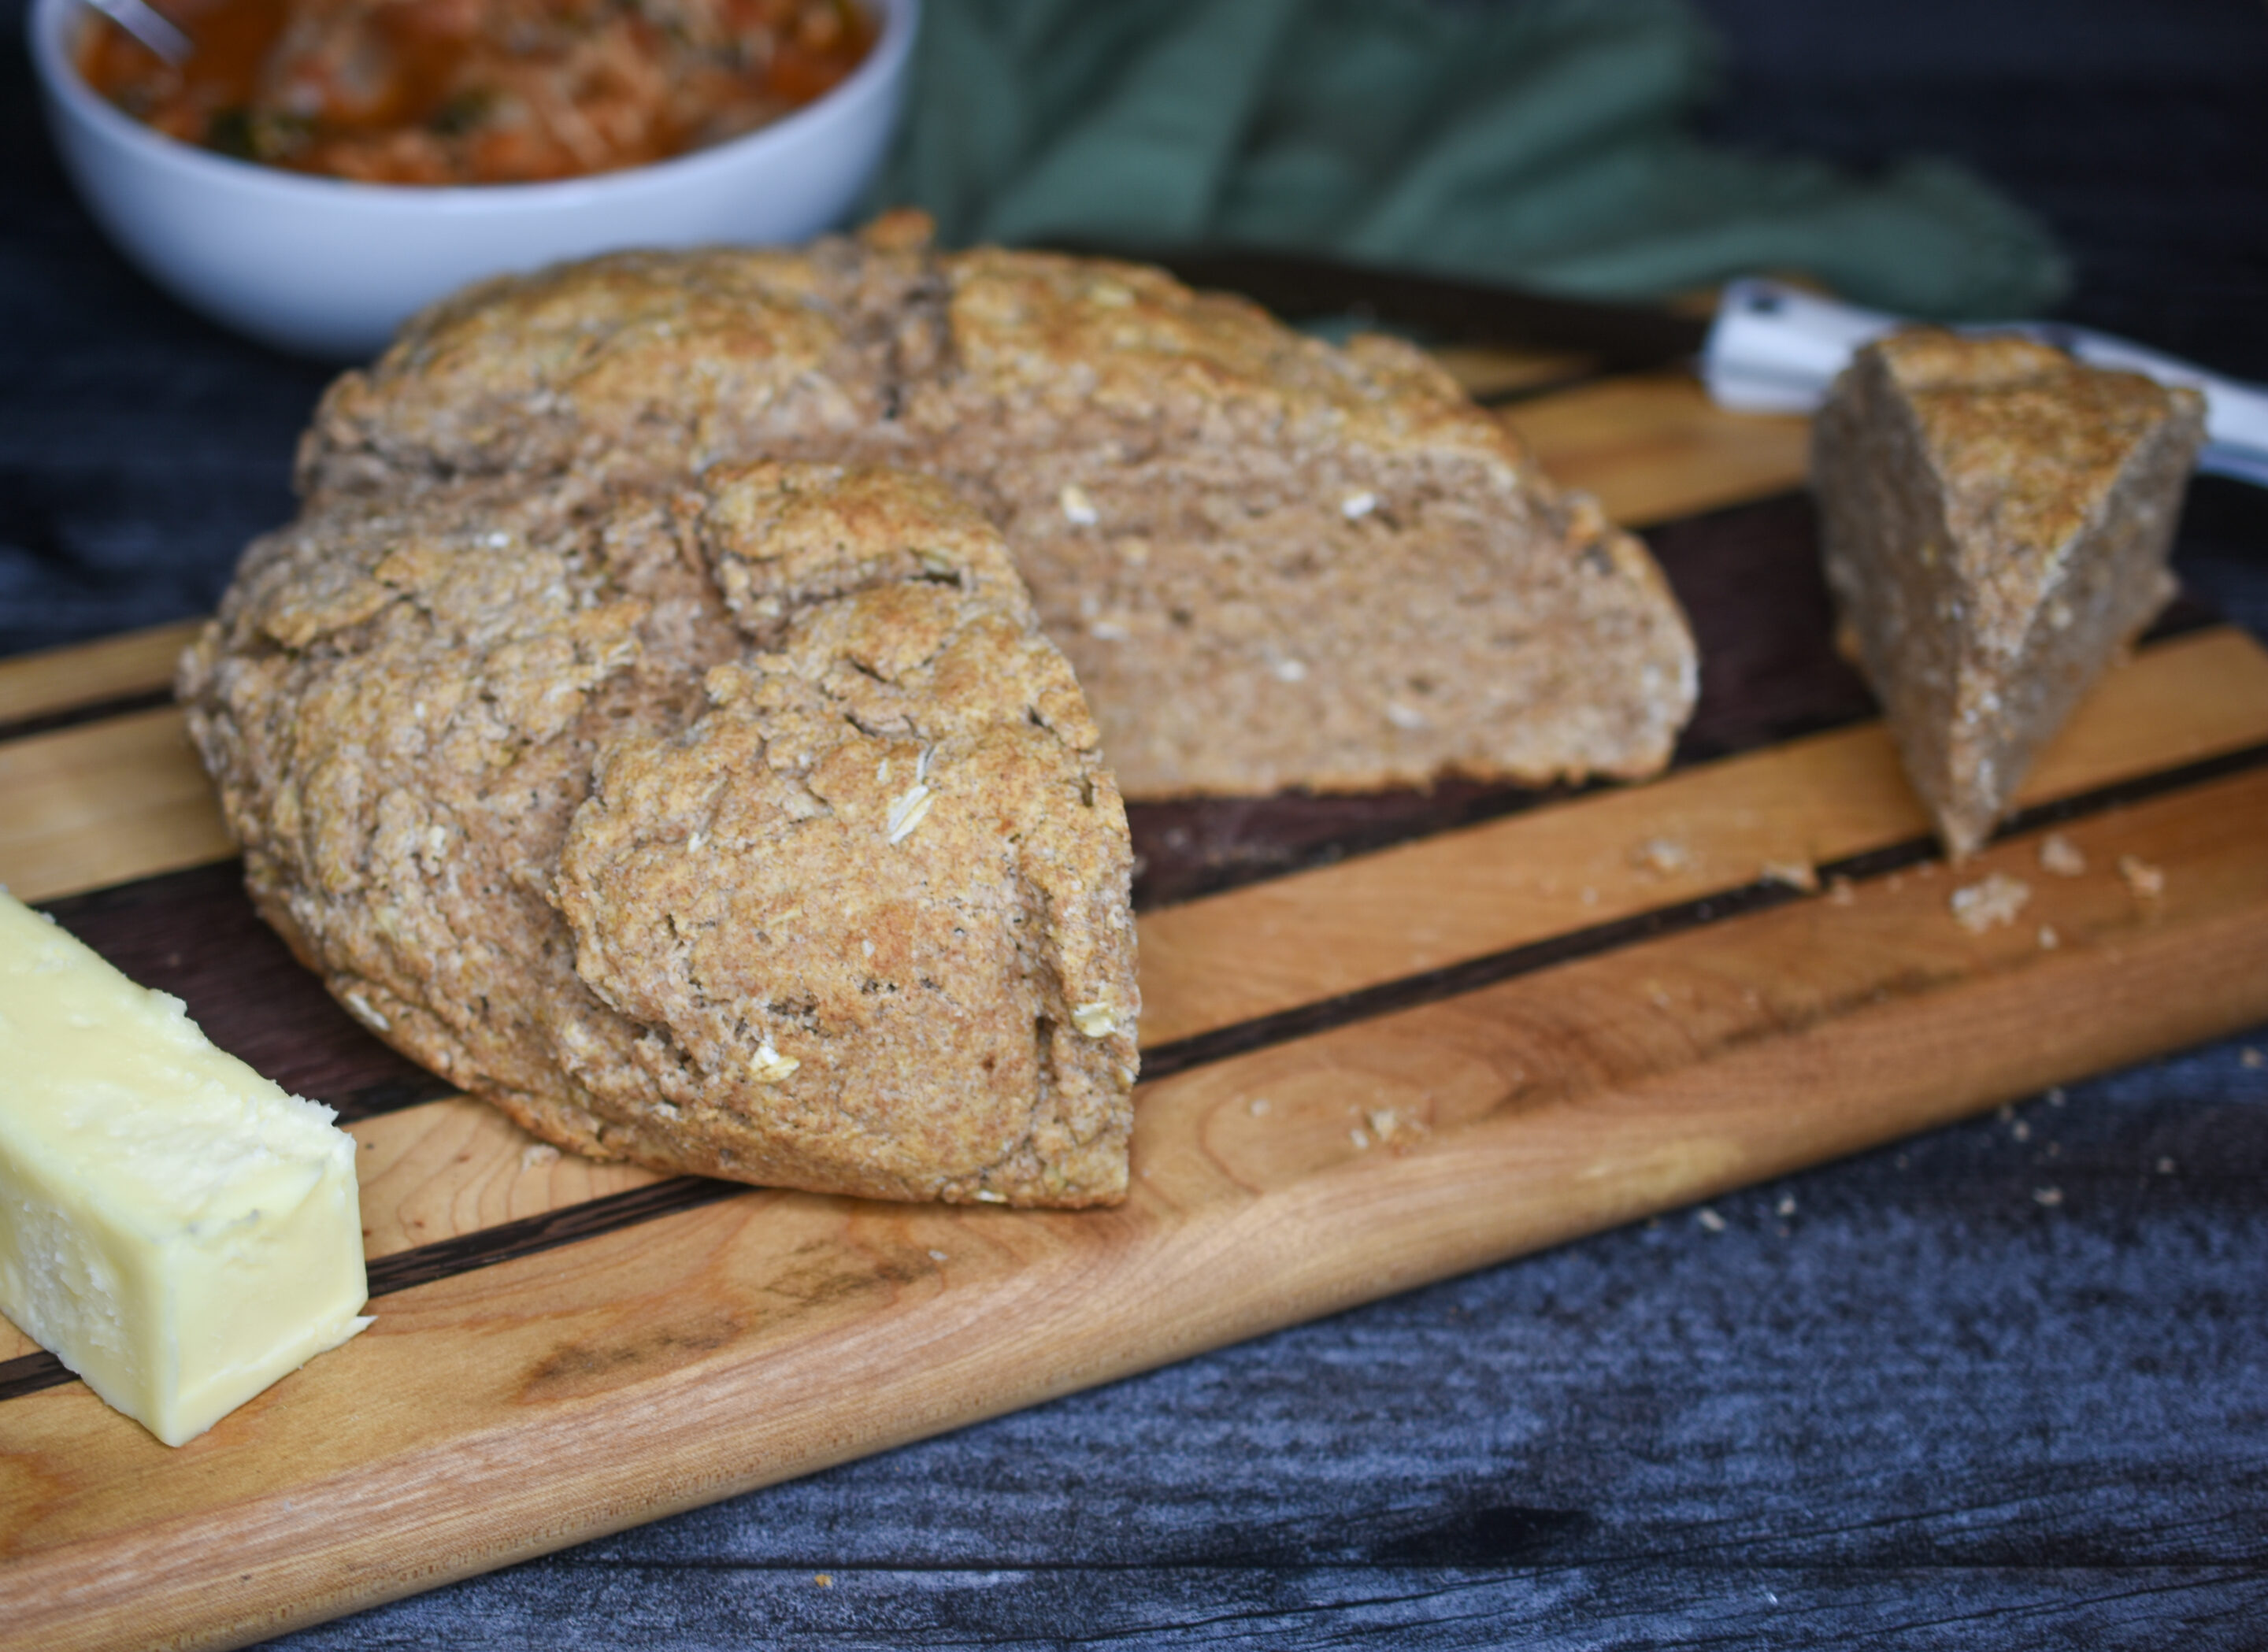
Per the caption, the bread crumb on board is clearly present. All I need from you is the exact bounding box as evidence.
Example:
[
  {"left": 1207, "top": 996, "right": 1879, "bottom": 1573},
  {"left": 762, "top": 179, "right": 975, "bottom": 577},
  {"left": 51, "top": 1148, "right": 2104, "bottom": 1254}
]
[
  {"left": 1057, "top": 483, "right": 1099, "bottom": 526},
  {"left": 1950, "top": 872, "right": 2032, "bottom": 934},
  {"left": 1364, "top": 1106, "right": 1426, "bottom": 1148},
  {"left": 1760, "top": 860, "right": 1819, "bottom": 892},
  {"left": 2117, "top": 854, "right": 2166, "bottom": 901},
  {"left": 2036, "top": 832, "right": 2087, "bottom": 876},
  {"left": 1631, "top": 837, "right": 1692, "bottom": 876}
]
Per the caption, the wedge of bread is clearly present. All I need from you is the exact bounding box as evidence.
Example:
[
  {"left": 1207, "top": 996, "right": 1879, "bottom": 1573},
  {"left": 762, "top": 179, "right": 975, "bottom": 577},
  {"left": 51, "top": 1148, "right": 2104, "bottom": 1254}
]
[{"left": 1813, "top": 330, "right": 2206, "bottom": 858}]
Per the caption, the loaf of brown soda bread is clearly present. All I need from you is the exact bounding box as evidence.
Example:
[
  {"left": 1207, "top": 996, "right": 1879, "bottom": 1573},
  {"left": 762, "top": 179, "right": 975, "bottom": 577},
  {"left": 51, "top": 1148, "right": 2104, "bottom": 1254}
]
[{"left": 186, "top": 217, "right": 1698, "bottom": 1203}]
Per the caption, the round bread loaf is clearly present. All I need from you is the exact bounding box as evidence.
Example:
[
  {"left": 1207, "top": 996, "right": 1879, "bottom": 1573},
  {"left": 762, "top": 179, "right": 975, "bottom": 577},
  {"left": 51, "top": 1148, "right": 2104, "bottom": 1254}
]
[{"left": 185, "top": 219, "right": 1696, "bottom": 1203}]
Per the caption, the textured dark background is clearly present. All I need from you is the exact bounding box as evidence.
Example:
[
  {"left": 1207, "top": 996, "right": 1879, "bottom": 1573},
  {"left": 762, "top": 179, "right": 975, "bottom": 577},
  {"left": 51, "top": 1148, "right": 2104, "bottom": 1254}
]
[{"left": 5, "top": 0, "right": 2267, "bottom": 1645}]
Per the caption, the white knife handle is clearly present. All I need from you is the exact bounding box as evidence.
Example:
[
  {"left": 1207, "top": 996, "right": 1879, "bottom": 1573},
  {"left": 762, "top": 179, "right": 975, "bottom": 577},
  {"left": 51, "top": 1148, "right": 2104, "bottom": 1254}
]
[{"left": 1702, "top": 278, "right": 2268, "bottom": 489}]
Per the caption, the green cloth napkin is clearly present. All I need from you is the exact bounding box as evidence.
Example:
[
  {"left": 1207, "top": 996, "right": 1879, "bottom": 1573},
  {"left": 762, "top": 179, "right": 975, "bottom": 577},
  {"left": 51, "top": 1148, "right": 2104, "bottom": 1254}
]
[{"left": 865, "top": 0, "right": 2069, "bottom": 320}]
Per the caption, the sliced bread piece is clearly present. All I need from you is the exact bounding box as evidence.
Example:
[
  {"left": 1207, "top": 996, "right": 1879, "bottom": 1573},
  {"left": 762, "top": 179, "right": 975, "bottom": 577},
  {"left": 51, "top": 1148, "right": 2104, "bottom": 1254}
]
[{"left": 1812, "top": 329, "right": 2206, "bottom": 858}]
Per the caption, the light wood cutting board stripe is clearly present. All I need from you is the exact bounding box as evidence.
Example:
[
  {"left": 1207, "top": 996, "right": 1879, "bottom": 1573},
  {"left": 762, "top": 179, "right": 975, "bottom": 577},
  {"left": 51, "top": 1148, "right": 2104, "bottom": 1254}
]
[
  {"left": 0, "top": 619, "right": 202, "bottom": 736},
  {"left": 0, "top": 687, "right": 173, "bottom": 747},
  {"left": 1142, "top": 731, "right": 2268, "bottom": 1077}
]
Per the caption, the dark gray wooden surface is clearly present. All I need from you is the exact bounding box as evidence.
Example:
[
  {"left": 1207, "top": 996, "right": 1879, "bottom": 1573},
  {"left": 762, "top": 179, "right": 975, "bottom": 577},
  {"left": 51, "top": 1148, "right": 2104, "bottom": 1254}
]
[{"left": 5, "top": 1, "right": 2266, "bottom": 1644}]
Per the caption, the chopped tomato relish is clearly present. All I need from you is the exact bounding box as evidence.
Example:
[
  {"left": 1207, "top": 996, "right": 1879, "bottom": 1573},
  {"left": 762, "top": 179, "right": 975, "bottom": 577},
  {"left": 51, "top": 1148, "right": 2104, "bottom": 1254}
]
[{"left": 79, "top": 0, "right": 873, "bottom": 185}]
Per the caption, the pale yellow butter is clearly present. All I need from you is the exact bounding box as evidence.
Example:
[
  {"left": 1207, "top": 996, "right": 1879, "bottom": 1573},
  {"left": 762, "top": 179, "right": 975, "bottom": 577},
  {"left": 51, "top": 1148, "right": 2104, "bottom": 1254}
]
[{"left": 0, "top": 889, "right": 369, "bottom": 1446}]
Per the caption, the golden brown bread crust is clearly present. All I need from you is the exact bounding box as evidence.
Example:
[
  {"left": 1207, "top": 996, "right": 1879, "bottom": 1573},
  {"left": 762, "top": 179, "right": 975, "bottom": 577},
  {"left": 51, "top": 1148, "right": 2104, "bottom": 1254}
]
[
  {"left": 180, "top": 464, "right": 1138, "bottom": 1206},
  {"left": 297, "top": 240, "right": 943, "bottom": 496},
  {"left": 295, "top": 226, "right": 1697, "bottom": 797},
  {"left": 1813, "top": 328, "right": 2207, "bottom": 858}
]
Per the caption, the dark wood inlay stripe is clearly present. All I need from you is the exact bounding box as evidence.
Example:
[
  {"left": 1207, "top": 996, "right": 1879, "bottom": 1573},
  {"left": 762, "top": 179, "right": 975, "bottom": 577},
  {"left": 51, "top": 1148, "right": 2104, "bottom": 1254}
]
[
  {"left": 38, "top": 861, "right": 458, "bottom": 1123},
  {"left": 0, "top": 1354, "right": 67, "bottom": 1404},
  {"left": 0, "top": 686, "right": 176, "bottom": 746},
  {"left": 0, "top": 1178, "right": 750, "bottom": 1403},
  {"left": 334, "top": 1075, "right": 464, "bottom": 1118},
  {"left": 1470, "top": 369, "right": 1615, "bottom": 408},
  {"left": 360, "top": 1176, "right": 747, "bottom": 1297}
]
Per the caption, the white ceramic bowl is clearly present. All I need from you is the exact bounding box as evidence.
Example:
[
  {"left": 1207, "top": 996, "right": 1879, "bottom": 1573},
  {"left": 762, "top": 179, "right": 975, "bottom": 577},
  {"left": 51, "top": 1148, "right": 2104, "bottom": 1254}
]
[{"left": 28, "top": 0, "right": 917, "bottom": 359}]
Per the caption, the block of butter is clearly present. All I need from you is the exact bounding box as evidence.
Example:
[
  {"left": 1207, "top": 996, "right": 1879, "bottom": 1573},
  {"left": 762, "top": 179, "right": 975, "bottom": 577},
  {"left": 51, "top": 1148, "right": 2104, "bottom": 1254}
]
[{"left": 0, "top": 889, "right": 370, "bottom": 1446}]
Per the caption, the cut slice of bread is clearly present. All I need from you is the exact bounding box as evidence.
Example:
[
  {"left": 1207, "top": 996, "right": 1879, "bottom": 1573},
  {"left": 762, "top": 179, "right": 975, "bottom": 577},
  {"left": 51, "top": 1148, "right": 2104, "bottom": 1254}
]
[{"left": 1813, "top": 330, "right": 2206, "bottom": 859}]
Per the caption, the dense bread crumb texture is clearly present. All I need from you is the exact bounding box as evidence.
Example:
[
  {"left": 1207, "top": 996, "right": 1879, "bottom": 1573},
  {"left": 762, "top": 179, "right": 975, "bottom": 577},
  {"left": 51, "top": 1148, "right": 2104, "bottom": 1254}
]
[
  {"left": 180, "top": 463, "right": 1140, "bottom": 1206},
  {"left": 1813, "top": 329, "right": 2206, "bottom": 859},
  {"left": 298, "top": 217, "right": 1698, "bottom": 797}
]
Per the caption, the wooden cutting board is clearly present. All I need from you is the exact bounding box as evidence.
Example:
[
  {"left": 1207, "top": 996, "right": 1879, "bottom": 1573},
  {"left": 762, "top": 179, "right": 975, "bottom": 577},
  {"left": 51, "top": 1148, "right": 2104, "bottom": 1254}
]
[{"left": 3, "top": 370, "right": 2266, "bottom": 1652}]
